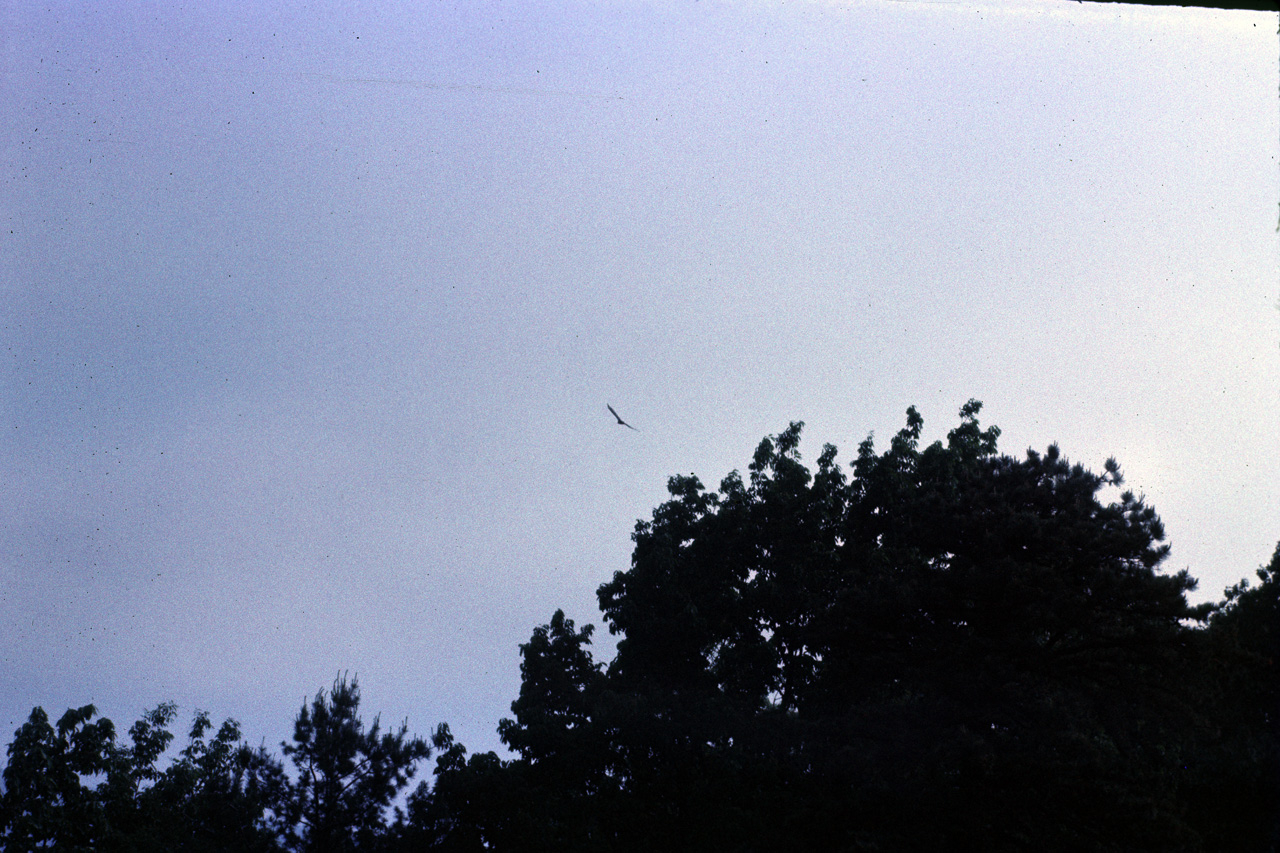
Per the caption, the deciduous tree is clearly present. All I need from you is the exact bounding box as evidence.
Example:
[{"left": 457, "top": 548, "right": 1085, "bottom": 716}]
[{"left": 427, "top": 401, "right": 1220, "bottom": 850}]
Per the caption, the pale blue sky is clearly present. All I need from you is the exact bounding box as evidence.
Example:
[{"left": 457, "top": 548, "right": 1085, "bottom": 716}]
[{"left": 2, "top": 0, "right": 1276, "bottom": 757}]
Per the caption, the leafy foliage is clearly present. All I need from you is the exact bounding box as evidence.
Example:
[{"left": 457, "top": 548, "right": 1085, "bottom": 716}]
[
  {"left": 125, "top": 709, "right": 287, "bottom": 852},
  {"left": 1183, "top": 543, "right": 1280, "bottom": 850},
  {"left": 0, "top": 678, "right": 428, "bottom": 852},
  {"left": 420, "top": 401, "right": 1251, "bottom": 851},
  {"left": 3, "top": 402, "right": 1275, "bottom": 849},
  {"left": 0, "top": 702, "right": 284, "bottom": 852},
  {"left": 0, "top": 705, "right": 115, "bottom": 851},
  {"left": 282, "top": 675, "right": 431, "bottom": 853}
]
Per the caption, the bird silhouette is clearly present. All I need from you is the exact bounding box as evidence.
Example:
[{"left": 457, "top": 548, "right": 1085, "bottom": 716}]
[{"left": 607, "top": 404, "right": 639, "bottom": 431}]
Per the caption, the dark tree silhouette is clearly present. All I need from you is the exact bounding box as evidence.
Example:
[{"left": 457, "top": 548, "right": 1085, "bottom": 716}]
[
  {"left": 0, "top": 703, "right": 284, "bottom": 853},
  {"left": 419, "top": 401, "right": 1230, "bottom": 851},
  {"left": 1184, "top": 544, "right": 1280, "bottom": 850},
  {"left": 282, "top": 675, "right": 430, "bottom": 853},
  {"left": 121, "top": 709, "right": 287, "bottom": 852},
  {"left": 0, "top": 705, "right": 115, "bottom": 852},
  {"left": 3, "top": 403, "right": 1276, "bottom": 850}
]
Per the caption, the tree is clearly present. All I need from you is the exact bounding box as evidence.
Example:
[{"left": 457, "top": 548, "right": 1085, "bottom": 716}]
[
  {"left": 1185, "top": 542, "right": 1280, "bottom": 850},
  {"left": 6, "top": 404, "right": 1264, "bottom": 848},
  {"left": 403, "top": 615, "right": 617, "bottom": 852},
  {"left": 95, "top": 702, "right": 180, "bottom": 849},
  {"left": 126, "top": 710, "right": 288, "bottom": 852},
  {"left": 0, "top": 705, "right": 115, "bottom": 852},
  {"left": 395, "top": 726, "right": 524, "bottom": 852},
  {"left": 0, "top": 701, "right": 287, "bottom": 853},
  {"left": 424, "top": 401, "right": 1221, "bottom": 850},
  {"left": 281, "top": 675, "right": 430, "bottom": 853},
  {"left": 0, "top": 684, "right": 430, "bottom": 851}
]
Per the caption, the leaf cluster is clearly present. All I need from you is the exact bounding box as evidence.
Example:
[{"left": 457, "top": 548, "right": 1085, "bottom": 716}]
[
  {"left": 4, "top": 402, "right": 1276, "bottom": 850},
  {"left": 418, "top": 401, "right": 1274, "bottom": 851},
  {"left": 0, "top": 677, "right": 429, "bottom": 853}
]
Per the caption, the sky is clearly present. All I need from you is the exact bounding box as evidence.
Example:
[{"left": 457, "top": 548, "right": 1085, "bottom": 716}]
[{"left": 2, "top": 0, "right": 1277, "bottom": 760}]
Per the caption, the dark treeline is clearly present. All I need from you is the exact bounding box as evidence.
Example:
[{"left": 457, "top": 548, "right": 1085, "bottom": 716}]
[{"left": 4, "top": 403, "right": 1277, "bottom": 851}]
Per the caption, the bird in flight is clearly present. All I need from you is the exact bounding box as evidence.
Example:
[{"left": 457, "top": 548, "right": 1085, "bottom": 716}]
[{"left": 607, "top": 404, "right": 639, "bottom": 431}]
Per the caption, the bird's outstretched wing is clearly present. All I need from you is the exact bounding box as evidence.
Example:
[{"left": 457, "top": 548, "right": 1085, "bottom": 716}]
[{"left": 607, "top": 404, "right": 639, "bottom": 431}]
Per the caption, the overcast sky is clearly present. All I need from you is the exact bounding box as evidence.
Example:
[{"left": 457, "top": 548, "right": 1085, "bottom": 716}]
[{"left": 2, "top": 0, "right": 1276, "bottom": 759}]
